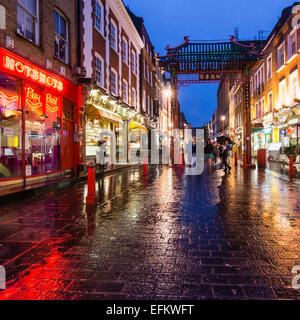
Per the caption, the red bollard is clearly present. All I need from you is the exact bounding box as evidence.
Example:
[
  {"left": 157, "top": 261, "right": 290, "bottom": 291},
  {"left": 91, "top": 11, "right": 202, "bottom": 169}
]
[
  {"left": 86, "top": 162, "right": 96, "bottom": 205},
  {"left": 180, "top": 152, "right": 184, "bottom": 169},
  {"left": 235, "top": 152, "right": 238, "bottom": 166},
  {"left": 289, "top": 156, "right": 294, "bottom": 177},
  {"left": 243, "top": 154, "right": 247, "bottom": 169},
  {"left": 143, "top": 156, "right": 148, "bottom": 176}
]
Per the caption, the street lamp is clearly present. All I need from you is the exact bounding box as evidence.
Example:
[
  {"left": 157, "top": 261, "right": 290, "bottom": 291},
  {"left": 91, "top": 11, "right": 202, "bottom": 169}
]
[
  {"left": 163, "top": 88, "right": 172, "bottom": 99},
  {"left": 221, "top": 115, "right": 226, "bottom": 134}
]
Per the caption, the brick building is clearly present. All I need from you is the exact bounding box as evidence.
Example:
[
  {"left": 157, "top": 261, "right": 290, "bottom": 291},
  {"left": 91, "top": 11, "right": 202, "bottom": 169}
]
[
  {"left": 81, "top": 0, "right": 145, "bottom": 165},
  {"left": 0, "top": 0, "right": 84, "bottom": 187}
]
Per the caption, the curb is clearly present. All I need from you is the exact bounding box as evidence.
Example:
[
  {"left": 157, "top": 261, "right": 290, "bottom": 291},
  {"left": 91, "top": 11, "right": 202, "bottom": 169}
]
[{"left": 0, "top": 164, "right": 141, "bottom": 205}]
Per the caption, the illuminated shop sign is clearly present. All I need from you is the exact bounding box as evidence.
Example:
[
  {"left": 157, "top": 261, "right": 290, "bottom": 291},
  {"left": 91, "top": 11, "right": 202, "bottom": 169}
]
[
  {"left": 25, "top": 85, "right": 60, "bottom": 113},
  {"left": 3, "top": 56, "right": 63, "bottom": 92},
  {"left": 25, "top": 86, "right": 42, "bottom": 110},
  {"left": 46, "top": 93, "right": 59, "bottom": 113},
  {"left": 0, "top": 90, "right": 18, "bottom": 110}
]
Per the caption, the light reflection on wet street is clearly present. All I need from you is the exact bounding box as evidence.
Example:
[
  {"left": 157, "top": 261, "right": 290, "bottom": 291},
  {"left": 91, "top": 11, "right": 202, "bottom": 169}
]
[{"left": 0, "top": 162, "right": 300, "bottom": 300}]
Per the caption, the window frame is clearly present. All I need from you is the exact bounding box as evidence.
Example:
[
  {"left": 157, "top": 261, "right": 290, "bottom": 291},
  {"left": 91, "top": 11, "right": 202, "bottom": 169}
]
[
  {"left": 110, "top": 19, "right": 118, "bottom": 52},
  {"left": 267, "top": 53, "right": 272, "bottom": 81},
  {"left": 287, "top": 30, "right": 297, "bottom": 60},
  {"left": 121, "top": 37, "right": 128, "bottom": 64},
  {"left": 131, "top": 87, "right": 136, "bottom": 108},
  {"left": 268, "top": 90, "right": 273, "bottom": 113},
  {"left": 277, "top": 42, "right": 285, "bottom": 69},
  {"left": 110, "top": 68, "right": 118, "bottom": 96},
  {"left": 54, "top": 9, "right": 69, "bottom": 64},
  {"left": 17, "top": 0, "right": 39, "bottom": 45},
  {"left": 94, "top": 0, "right": 104, "bottom": 36},
  {"left": 122, "top": 79, "right": 128, "bottom": 103},
  {"left": 131, "top": 50, "right": 136, "bottom": 74},
  {"left": 95, "top": 52, "right": 105, "bottom": 89}
]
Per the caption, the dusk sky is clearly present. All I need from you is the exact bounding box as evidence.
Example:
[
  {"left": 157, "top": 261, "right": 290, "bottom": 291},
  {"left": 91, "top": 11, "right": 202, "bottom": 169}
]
[{"left": 124, "top": 0, "right": 295, "bottom": 127}]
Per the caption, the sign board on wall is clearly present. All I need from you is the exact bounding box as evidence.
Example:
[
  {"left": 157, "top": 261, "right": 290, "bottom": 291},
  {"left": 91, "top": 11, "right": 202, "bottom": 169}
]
[{"left": 2, "top": 127, "right": 14, "bottom": 136}]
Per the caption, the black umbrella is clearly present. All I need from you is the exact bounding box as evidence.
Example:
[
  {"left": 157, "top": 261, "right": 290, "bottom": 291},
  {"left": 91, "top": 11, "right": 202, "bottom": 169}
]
[{"left": 217, "top": 136, "right": 234, "bottom": 145}]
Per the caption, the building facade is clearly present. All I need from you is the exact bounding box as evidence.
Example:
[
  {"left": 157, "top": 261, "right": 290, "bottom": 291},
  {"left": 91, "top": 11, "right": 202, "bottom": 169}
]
[{"left": 0, "top": 0, "right": 83, "bottom": 187}]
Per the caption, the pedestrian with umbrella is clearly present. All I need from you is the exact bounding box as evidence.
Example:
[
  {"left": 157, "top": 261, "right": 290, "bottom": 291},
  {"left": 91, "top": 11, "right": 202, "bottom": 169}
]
[{"left": 220, "top": 140, "right": 232, "bottom": 174}]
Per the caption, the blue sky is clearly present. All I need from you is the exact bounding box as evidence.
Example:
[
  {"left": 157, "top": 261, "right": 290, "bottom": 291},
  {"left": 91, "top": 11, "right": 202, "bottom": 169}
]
[{"left": 124, "top": 0, "right": 295, "bottom": 127}]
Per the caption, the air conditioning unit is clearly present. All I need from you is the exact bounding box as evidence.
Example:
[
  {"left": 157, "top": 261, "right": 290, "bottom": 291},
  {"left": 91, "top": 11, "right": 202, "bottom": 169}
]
[
  {"left": 74, "top": 66, "right": 82, "bottom": 75},
  {"left": 5, "top": 36, "right": 14, "bottom": 49},
  {"left": 60, "top": 66, "right": 66, "bottom": 76}
]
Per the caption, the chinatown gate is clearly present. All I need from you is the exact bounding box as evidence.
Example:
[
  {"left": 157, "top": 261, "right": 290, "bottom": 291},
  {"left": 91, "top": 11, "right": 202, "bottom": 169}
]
[{"left": 159, "top": 36, "right": 263, "bottom": 166}]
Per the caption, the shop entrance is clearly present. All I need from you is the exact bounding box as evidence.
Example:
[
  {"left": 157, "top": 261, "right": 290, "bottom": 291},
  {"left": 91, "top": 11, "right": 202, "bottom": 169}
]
[{"left": 61, "top": 99, "right": 75, "bottom": 171}]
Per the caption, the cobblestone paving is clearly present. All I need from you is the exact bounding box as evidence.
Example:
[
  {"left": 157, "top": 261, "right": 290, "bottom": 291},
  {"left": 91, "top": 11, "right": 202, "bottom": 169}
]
[{"left": 0, "top": 161, "right": 300, "bottom": 300}]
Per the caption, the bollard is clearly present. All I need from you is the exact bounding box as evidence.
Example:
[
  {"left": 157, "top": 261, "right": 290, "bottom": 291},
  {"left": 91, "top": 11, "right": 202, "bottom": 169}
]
[
  {"left": 180, "top": 152, "right": 185, "bottom": 169},
  {"left": 235, "top": 152, "right": 238, "bottom": 166},
  {"left": 289, "top": 156, "right": 294, "bottom": 177},
  {"left": 243, "top": 154, "right": 247, "bottom": 169},
  {"left": 86, "top": 162, "right": 96, "bottom": 205},
  {"left": 143, "top": 156, "right": 148, "bottom": 176}
]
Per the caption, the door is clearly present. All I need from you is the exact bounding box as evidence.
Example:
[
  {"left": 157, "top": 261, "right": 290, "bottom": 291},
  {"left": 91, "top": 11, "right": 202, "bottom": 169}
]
[{"left": 61, "top": 99, "right": 74, "bottom": 171}]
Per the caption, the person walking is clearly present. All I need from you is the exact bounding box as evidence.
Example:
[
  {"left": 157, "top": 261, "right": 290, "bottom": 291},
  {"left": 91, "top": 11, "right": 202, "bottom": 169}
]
[
  {"left": 221, "top": 140, "right": 232, "bottom": 174},
  {"left": 204, "top": 140, "right": 214, "bottom": 167},
  {"left": 212, "top": 142, "right": 218, "bottom": 164}
]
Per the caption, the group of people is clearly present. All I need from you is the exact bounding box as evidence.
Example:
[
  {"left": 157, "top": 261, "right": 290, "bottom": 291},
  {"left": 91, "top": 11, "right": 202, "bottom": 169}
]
[{"left": 204, "top": 140, "right": 232, "bottom": 174}]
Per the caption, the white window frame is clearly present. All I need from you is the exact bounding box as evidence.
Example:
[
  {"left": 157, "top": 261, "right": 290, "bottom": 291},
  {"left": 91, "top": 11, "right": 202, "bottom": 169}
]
[
  {"left": 111, "top": 68, "right": 118, "bottom": 96},
  {"left": 95, "top": 52, "right": 105, "bottom": 88},
  {"left": 287, "top": 30, "right": 297, "bottom": 61},
  {"left": 122, "top": 37, "right": 128, "bottom": 64},
  {"left": 122, "top": 79, "right": 128, "bottom": 103},
  {"left": 254, "top": 63, "right": 264, "bottom": 91},
  {"left": 54, "top": 9, "right": 69, "bottom": 64},
  {"left": 268, "top": 90, "right": 273, "bottom": 113},
  {"left": 17, "top": 0, "right": 39, "bottom": 45},
  {"left": 110, "top": 19, "right": 117, "bottom": 52},
  {"left": 267, "top": 53, "right": 272, "bottom": 81},
  {"left": 278, "top": 78, "right": 287, "bottom": 108},
  {"left": 132, "top": 87, "right": 136, "bottom": 108},
  {"left": 94, "top": 0, "right": 104, "bottom": 36},
  {"left": 289, "top": 69, "right": 299, "bottom": 105},
  {"left": 131, "top": 50, "right": 136, "bottom": 74},
  {"left": 277, "top": 42, "right": 285, "bottom": 69}
]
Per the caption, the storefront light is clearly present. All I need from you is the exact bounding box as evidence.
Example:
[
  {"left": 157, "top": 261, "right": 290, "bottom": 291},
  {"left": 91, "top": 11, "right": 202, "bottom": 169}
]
[{"left": 90, "top": 89, "right": 98, "bottom": 97}]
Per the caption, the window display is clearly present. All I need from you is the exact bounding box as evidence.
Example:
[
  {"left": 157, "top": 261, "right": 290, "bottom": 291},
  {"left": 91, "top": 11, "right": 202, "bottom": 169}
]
[{"left": 0, "top": 74, "right": 22, "bottom": 179}]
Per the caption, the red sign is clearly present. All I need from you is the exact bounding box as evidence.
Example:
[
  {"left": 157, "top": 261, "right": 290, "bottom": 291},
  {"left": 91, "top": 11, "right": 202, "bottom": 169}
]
[
  {"left": 25, "top": 86, "right": 42, "bottom": 110},
  {"left": 46, "top": 93, "right": 60, "bottom": 113},
  {"left": 3, "top": 56, "right": 63, "bottom": 92}
]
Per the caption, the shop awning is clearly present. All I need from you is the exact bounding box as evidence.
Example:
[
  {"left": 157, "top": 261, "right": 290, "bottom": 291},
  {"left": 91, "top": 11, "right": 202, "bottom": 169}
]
[
  {"left": 129, "top": 121, "right": 148, "bottom": 133},
  {"left": 85, "top": 104, "right": 124, "bottom": 124}
]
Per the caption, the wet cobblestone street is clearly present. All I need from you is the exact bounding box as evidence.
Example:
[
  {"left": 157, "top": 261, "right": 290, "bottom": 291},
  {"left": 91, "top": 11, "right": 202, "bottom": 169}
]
[{"left": 0, "top": 161, "right": 300, "bottom": 300}]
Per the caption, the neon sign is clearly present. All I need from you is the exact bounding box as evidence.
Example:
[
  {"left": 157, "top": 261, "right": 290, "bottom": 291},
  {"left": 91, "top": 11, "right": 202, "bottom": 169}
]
[
  {"left": 46, "top": 93, "right": 59, "bottom": 113},
  {"left": 25, "top": 86, "right": 42, "bottom": 110},
  {"left": 3, "top": 56, "right": 63, "bottom": 92},
  {"left": 0, "top": 90, "right": 18, "bottom": 111}
]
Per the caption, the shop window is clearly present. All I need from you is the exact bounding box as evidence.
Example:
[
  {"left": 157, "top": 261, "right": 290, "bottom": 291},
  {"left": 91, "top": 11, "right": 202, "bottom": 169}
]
[
  {"left": 54, "top": 10, "right": 69, "bottom": 64},
  {"left": 110, "top": 69, "right": 118, "bottom": 96},
  {"left": 24, "top": 84, "right": 61, "bottom": 175},
  {"left": 0, "top": 74, "right": 22, "bottom": 179},
  {"left": 122, "top": 38, "right": 128, "bottom": 64},
  {"left": 94, "top": 0, "right": 104, "bottom": 35},
  {"left": 110, "top": 20, "right": 117, "bottom": 52},
  {"left": 95, "top": 54, "right": 104, "bottom": 88},
  {"left": 17, "top": 0, "right": 39, "bottom": 44}
]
